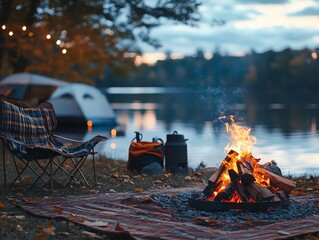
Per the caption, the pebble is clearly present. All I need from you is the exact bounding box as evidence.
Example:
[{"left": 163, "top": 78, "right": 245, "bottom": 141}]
[{"left": 152, "top": 191, "right": 319, "bottom": 231}]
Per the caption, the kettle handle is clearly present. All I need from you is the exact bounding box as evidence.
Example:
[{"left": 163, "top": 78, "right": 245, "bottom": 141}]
[{"left": 132, "top": 131, "right": 143, "bottom": 142}]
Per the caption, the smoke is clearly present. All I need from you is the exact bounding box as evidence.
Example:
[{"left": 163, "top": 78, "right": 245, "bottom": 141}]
[{"left": 199, "top": 86, "right": 247, "bottom": 133}]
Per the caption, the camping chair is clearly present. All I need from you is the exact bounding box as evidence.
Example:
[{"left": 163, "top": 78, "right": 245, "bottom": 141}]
[{"left": 0, "top": 95, "right": 107, "bottom": 189}]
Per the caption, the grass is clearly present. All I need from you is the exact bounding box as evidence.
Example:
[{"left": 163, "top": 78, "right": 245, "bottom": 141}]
[{"left": 0, "top": 156, "right": 318, "bottom": 240}]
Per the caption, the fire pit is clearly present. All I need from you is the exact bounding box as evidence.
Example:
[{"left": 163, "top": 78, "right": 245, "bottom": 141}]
[
  {"left": 188, "top": 197, "right": 291, "bottom": 212},
  {"left": 190, "top": 116, "right": 296, "bottom": 212}
]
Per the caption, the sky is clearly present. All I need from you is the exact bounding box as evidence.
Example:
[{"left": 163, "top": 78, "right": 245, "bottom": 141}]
[{"left": 137, "top": 0, "right": 319, "bottom": 65}]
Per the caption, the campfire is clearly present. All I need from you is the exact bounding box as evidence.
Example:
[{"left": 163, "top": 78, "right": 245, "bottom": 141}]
[{"left": 192, "top": 116, "right": 297, "bottom": 211}]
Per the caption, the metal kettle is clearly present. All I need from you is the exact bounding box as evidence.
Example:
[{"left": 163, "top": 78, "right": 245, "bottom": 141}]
[{"left": 164, "top": 131, "right": 188, "bottom": 175}]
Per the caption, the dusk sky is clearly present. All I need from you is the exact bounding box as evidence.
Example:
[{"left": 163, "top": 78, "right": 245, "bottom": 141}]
[{"left": 137, "top": 0, "right": 319, "bottom": 64}]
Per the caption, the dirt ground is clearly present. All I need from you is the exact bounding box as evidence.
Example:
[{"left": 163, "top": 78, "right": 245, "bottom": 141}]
[{"left": 0, "top": 157, "right": 318, "bottom": 240}]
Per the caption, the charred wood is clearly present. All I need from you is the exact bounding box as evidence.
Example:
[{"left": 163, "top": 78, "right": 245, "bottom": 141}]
[
  {"left": 208, "top": 150, "right": 238, "bottom": 184},
  {"left": 245, "top": 182, "right": 275, "bottom": 202},
  {"left": 255, "top": 168, "right": 296, "bottom": 193},
  {"left": 228, "top": 169, "right": 249, "bottom": 202},
  {"left": 214, "top": 184, "right": 234, "bottom": 201}
]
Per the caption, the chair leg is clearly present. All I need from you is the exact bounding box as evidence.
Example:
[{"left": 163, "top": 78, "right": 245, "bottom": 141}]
[
  {"left": 2, "top": 140, "right": 6, "bottom": 188},
  {"left": 11, "top": 152, "right": 22, "bottom": 182},
  {"left": 10, "top": 160, "right": 29, "bottom": 187},
  {"left": 50, "top": 155, "right": 53, "bottom": 190},
  {"left": 27, "top": 160, "right": 51, "bottom": 189},
  {"left": 93, "top": 148, "right": 97, "bottom": 185},
  {"left": 63, "top": 157, "right": 89, "bottom": 186}
]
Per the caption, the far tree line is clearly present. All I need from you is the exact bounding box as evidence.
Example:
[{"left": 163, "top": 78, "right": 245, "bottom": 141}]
[{"left": 100, "top": 48, "right": 319, "bottom": 91}]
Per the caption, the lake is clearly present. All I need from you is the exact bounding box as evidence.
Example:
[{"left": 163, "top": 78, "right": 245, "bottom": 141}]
[{"left": 68, "top": 87, "right": 319, "bottom": 176}]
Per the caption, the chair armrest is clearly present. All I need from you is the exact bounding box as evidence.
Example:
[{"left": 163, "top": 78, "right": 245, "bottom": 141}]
[
  {"left": 53, "top": 134, "right": 85, "bottom": 143},
  {"left": 0, "top": 134, "right": 34, "bottom": 148}
]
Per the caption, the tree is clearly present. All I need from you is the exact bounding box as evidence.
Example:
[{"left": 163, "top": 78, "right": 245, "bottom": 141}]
[{"left": 0, "top": 0, "right": 202, "bottom": 83}]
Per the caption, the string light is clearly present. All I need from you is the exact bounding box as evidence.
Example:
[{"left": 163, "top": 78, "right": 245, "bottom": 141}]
[{"left": 1, "top": 24, "right": 70, "bottom": 54}]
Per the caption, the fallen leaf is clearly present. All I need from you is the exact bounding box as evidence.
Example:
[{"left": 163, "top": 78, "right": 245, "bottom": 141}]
[
  {"left": 115, "top": 222, "right": 125, "bottom": 231},
  {"left": 111, "top": 173, "right": 120, "bottom": 178},
  {"left": 44, "top": 226, "right": 55, "bottom": 235},
  {"left": 243, "top": 215, "right": 254, "bottom": 221},
  {"left": 140, "top": 196, "right": 154, "bottom": 203},
  {"left": 68, "top": 213, "right": 76, "bottom": 221},
  {"left": 16, "top": 224, "right": 23, "bottom": 231},
  {"left": 81, "top": 230, "right": 102, "bottom": 239},
  {"left": 37, "top": 225, "right": 55, "bottom": 235},
  {"left": 277, "top": 230, "right": 290, "bottom": 235},
  {"left": 33, "top": 233, "right": 47, "bottom": 240},
  {"left": 59, "top": 232, "right": 71, "bottom": 236},
  {"left": 37, "top": 225, "right": 44, "bottom": 231},
  {"left": 193, "top": 217, "right": 216, "bottom": 225},
  {"left": 184, "top": 176, "right": 192, "bottom": 181},
  {"left": 83, "top": 220, "right": 109, "bottom": 227},
  {"left": 0, "top": 214, "right": 8, "bottom": 219},
  {"left": 170, "top": 194, "right": 177, "bottom": 199},
  {"left": 51, "top": 208, "right": 64, "bottom": 213},
  {"left": 163, "top": 173, "right": 171, "bottom": 178},
  {"left": 134, "top": 188, "right": 143, "bottom": 193},
  {"left": 0, "top": 202, "right": 7, "bottom": 210}
]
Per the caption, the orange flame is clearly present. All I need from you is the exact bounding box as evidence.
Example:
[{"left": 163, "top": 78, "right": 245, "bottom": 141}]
[
  {"left": 223, "top": 115, "right": 257, "bottom": 157},
  {"left": 209, "top": 116, "right": 271, "bottom": 203}
]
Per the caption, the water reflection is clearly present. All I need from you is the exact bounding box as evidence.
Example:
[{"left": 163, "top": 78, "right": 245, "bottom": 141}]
[{"left": 57, "top": 88, "right": 319, "bottom": 176}]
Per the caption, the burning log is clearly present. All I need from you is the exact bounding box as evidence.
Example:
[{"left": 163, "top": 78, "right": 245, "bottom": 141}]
[
  {"left": 203, "top": 150, "right": 238, "bottom": 197},
  {"left": 228, "top": 169, "right": 249, "bottom": 202},
  {"left": 214, "top": 184, "right": 234, "bottom": 201},
  {"left": 255, "top": 168, "right": 296, "bottom": 193},
  {"left": 245, "top": 183, "right": 275, "bottom": 202},
  {"left": 237, "top": 161, "right": 255, "bottom": 187},
  {"left": 209, "top": 150, "right": 238, "bottom": 183},
  {"left": 201, "top": 116, "right": 296, "bottom": 208}
]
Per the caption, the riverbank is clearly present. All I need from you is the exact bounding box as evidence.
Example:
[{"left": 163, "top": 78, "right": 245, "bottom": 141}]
[{"left": 0, "top": 157, "right": 318, "bottom": 239}]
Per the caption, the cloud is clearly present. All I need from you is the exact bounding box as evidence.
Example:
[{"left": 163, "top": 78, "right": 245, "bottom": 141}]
[
  {"left": 143, "top": 24, "right": 319, "bottom": 55},
  {"left": 289, "top": 6, "right": 319, "bottom": 16},
  {"left": 199, "top": 2, "right": 262, "bottom": 25},
  {"left": 236, "top": 0, "right": 290, "bottom": 4},
  {"left": 140, "top": 0, "right": 319, "bottom": 57}
]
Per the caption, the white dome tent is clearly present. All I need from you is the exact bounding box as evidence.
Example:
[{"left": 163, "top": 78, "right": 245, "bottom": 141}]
[{"left": 0, "top": 73, "right": 117, "bottom": 127}]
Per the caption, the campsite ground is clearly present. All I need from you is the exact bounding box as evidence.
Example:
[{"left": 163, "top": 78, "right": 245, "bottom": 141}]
[{"left": 0, "top": 157, "right": 318, "bottom": 240}]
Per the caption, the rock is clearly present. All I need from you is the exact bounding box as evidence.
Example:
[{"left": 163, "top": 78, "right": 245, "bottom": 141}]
[
  {"left": 265, "top": 160, "right": 282, "bottom": 176},
  {"left": 195, "top": 167, "right": 218, "bottom": 181},
  {"left": 140, "top": 162, "right": 163, "bottom": 176}
]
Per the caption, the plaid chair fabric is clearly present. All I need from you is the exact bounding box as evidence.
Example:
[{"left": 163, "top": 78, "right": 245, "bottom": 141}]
[
  {"left": 0, "top": 95, "right": 107, "bottom": 188},
  {"left": 0, "top": 99, "right": 54, "bottom": 148}
]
